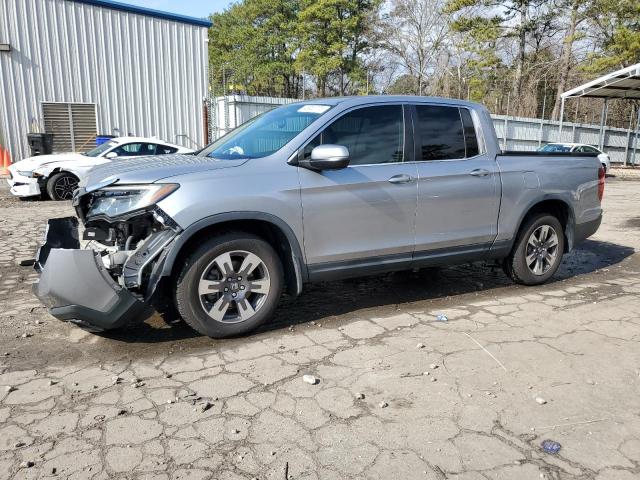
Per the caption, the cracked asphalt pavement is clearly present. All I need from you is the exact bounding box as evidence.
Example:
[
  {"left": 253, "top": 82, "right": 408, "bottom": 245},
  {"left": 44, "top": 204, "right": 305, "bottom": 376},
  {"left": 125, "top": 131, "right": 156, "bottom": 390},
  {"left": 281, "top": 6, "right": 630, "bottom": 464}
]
[{"left": 0, "top": 179, "right": 639, "bottom": 480}]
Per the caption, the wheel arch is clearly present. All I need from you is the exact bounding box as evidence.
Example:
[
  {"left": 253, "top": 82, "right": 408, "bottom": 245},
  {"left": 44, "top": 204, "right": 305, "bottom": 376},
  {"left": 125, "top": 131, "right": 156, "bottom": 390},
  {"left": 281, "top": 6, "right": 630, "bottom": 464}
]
[
  {"left": 512, "top": 197, "right": 575, "bottom": 253},
  {"left": 161, "top": 212, "right": 307, "bottom": 297}
]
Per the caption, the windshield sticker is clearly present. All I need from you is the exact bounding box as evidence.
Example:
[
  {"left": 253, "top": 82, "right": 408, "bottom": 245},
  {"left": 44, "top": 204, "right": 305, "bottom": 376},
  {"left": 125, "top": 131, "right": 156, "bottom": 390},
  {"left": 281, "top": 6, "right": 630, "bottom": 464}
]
[{"left": 298, "top": 105, "right": 331, "bottom": 114}]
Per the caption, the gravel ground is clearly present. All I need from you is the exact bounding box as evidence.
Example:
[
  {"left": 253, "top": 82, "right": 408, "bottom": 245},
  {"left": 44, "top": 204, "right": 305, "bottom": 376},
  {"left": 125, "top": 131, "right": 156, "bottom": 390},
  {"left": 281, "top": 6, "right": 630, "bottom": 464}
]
[{"left": 0, "top": 178, "right": 639, "bottom": 480}]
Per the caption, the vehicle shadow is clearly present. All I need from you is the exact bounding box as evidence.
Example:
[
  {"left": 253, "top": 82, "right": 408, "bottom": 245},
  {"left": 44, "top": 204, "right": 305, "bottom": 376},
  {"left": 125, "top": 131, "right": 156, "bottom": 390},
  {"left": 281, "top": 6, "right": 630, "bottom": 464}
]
[{"left": 100, "top": 239, "right": 634, "bottom": 344}]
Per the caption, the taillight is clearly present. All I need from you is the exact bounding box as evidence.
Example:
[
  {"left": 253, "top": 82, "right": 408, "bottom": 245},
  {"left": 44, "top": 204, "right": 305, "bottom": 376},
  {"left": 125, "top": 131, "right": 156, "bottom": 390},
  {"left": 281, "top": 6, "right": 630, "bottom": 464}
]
[{"left": 597, "top": 166, "right": 605, "bottom": 201}]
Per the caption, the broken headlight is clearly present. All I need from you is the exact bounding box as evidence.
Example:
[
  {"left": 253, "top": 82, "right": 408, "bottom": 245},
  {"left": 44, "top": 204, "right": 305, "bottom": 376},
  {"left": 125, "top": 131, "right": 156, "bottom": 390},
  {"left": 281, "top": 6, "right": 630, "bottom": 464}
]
[{"left": 86, "top": 184, "right": 179, "bottom": 219}]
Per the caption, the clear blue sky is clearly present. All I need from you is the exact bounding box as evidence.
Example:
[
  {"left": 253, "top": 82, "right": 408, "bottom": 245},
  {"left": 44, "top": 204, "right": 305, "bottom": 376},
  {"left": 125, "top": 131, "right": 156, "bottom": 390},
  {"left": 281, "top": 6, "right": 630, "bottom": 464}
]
[{"left": 124, "top": 0, "right": 232, "bottom": 18}]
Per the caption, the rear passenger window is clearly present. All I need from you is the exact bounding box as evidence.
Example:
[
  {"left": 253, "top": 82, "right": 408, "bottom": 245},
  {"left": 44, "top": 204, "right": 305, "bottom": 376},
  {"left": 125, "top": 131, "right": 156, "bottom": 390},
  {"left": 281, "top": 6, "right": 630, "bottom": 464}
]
[
  {"left": 157, "top": 145, "right": 178, "bottom": 155},
  {"left": 415, "top": 105, "right": 466, "bottom": 160},
  {"left": 460, "top": 108, "right": 479, "bottom": 157}
]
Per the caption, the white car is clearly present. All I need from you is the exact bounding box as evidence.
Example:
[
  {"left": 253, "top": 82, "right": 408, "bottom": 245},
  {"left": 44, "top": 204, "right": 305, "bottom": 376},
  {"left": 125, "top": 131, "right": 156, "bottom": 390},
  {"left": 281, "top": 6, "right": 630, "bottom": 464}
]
[
  {"left": 538, "top": 143, "right": 611, "bottom": 172},
  {"left": 7, "top": 137, "right": 192, "bottom": 200}
]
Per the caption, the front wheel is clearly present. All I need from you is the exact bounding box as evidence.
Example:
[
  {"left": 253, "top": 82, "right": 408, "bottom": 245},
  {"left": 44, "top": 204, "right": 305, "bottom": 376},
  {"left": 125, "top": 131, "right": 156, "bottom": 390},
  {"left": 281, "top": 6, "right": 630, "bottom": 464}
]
[
  {"left": 504, "top": 214, "right": 565, "bottom": 285},
  {"left": 175, "top": 233, "right": 284, "bottom": 338},
  {"left": 46, "top": 172, "right": 79, "bottom": 201}
]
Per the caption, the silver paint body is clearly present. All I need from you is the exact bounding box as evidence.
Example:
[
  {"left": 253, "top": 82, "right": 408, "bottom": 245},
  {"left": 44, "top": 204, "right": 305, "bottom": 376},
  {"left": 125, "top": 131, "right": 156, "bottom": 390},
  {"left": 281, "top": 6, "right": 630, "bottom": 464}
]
[{"left": 85, "top": 96, "right": 603, "bottom": 276}]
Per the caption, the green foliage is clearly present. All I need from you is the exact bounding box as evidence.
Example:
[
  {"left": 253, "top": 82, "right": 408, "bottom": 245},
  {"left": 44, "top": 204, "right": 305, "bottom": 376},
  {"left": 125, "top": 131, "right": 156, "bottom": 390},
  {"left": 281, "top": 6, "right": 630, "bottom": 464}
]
[
  {"left": 208, "top": 0, "right": 380, "bottom": 97},
  {"left": 295, "top": 0, "right": 381, "bottom": 95},
  {"left": 208, "top": 0, "right": 301, "bottom": 96},
  {"left": 584, "top": 0, "right": 640, "bottom": 72},
  {"left": 387, "top": 74, "right": 419, "bottom": 94}
]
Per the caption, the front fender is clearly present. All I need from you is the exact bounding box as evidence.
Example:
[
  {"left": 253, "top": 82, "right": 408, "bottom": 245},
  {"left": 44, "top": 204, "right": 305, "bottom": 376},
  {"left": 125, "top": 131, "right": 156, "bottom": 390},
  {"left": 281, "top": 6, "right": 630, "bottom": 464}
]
[{"left": 160, "top": 211, "right": 307, "bottom": 295}]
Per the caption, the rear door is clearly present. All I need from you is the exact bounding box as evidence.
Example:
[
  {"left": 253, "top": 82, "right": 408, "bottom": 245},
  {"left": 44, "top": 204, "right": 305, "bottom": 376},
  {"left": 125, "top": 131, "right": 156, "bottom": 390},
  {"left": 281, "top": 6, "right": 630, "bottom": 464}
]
[
  {"left": 298, "top": 103, "right": 418, "bottom": 271},
  {"left": 412, "top": 103, "right": 500, "bottom": 259}
]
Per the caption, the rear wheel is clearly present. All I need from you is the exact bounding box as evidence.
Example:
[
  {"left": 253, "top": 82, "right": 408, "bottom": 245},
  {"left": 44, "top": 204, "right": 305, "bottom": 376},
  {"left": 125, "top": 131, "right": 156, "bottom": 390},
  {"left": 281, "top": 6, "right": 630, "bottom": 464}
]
[
  {"left": 504, "top": 214, "right": 564, "bottom": 285},
  {"left": 46, "top": 172, "right": 79, "bottom": 201},
  {"left": 175, "top": 233, "right": 283, "bottom": 338}
]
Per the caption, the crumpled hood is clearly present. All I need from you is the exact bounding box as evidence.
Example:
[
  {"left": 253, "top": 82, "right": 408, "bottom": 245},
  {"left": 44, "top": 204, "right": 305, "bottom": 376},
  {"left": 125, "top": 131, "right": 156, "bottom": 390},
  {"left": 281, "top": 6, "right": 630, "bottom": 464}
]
[
  {"left": 83, "top": 154, "right": 249, "bottom": 188},
  {"left": 11, "top": 153, "right": 87, "bottom": 171}
]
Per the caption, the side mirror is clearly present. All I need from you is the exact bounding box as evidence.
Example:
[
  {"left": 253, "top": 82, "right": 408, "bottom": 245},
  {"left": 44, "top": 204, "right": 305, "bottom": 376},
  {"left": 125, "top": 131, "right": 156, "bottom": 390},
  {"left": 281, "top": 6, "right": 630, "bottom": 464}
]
[
  {"left": 302, "top": 144, "right": 350, "bottom": 170},
  {"left": 105, "top": 151, "right": 118, "bottom": 159}
]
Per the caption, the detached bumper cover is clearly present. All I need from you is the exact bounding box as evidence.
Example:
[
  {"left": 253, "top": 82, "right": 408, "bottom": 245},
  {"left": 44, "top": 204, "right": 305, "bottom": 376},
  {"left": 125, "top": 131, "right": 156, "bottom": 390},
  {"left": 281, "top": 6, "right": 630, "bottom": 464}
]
[{"left": 33, "top": 217, "right": 151, "bottom": 331}]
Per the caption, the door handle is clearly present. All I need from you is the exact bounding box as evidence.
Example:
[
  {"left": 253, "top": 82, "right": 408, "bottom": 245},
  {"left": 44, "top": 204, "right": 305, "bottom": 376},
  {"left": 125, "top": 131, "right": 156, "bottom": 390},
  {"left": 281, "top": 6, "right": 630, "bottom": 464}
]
[
  {"left": 388, "top": 174, "right": 414, "bottom": 184},
  {"left": 469, "top": 168, "right": 490, "bottom": 177}
]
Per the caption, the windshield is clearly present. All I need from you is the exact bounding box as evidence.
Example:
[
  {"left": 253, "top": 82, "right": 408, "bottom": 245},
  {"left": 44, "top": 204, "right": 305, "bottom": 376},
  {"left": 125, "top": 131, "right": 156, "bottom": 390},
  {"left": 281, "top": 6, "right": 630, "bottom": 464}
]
[
  {"left": 85, "top": 141, "right": 119, "bottom": 157},
  {"left": 199, "top": 103, "right": 333, "bottom": 160},
  {"left": 538, "top": 143, "right": 572, "bottom": 153}
]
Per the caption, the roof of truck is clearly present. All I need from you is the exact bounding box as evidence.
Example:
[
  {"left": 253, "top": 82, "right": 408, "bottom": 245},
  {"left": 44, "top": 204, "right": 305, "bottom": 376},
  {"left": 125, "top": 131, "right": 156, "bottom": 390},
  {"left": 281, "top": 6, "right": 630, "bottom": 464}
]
[{"left": 295, "top": 95, "right": 483, "bottom": 108}]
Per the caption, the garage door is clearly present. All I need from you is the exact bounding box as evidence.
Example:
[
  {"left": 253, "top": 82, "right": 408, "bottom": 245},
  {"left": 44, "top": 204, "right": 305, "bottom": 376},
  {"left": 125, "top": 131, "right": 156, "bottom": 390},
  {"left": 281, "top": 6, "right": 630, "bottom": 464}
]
[{"left": 42, "top": 103, "right": 97, "bottom": 153}]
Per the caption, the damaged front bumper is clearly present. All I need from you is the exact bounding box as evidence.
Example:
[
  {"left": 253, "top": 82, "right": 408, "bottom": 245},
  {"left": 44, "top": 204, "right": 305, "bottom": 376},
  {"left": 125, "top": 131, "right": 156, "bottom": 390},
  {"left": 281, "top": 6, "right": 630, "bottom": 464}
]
[
  {"left": 6, "top": 173, "right": 42, "bottom": 197},
  {"left": 32, "top": 216, "right": 177, "bottom": 331}
]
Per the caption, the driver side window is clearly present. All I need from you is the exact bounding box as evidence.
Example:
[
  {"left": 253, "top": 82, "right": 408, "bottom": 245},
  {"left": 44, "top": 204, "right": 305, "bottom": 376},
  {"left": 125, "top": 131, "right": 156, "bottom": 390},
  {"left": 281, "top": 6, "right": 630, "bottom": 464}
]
[{"left": 302, "top": 105, "right": 404, "bottom": 166}]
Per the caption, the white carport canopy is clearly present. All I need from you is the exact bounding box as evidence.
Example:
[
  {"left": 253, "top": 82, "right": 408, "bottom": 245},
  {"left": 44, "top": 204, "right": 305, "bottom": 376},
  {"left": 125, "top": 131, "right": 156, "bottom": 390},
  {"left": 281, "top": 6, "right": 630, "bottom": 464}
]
[{"left": 559, "top": 63, "right": 640, "bottom": 164}]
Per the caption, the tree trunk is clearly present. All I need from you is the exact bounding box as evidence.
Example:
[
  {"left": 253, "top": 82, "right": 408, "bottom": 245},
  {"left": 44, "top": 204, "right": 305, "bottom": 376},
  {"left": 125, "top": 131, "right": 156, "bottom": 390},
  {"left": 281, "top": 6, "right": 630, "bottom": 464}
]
[
  {"left": 551, "top": 0, "right": 579, "bottom": 120},
  {"left": 512, "top": 5, "right": 528, "bottom": 113}
]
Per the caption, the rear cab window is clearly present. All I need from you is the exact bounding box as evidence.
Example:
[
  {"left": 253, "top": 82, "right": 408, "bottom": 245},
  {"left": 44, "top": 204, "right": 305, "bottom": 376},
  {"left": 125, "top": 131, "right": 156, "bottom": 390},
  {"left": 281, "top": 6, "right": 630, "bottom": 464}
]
[{"left": 413, "top": 104, "right": 480, "bottom": 160}]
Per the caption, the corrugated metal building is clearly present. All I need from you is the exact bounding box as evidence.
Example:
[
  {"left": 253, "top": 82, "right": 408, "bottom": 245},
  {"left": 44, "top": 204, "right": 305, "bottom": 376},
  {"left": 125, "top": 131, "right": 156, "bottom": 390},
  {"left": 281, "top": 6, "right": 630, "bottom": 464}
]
[{"left": 0, "top": 0, "right": 211, "bottom": 165}]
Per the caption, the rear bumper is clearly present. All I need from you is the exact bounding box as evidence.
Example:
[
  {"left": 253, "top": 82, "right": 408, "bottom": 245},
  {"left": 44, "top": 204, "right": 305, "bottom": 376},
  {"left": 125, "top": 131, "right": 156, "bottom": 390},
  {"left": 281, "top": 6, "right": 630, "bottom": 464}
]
[
  {"left": 574, "top": 213, "right": 602, "bottom": 245},
  {"left": 32, "top": 217, "right": 152, "bottom": 331}
]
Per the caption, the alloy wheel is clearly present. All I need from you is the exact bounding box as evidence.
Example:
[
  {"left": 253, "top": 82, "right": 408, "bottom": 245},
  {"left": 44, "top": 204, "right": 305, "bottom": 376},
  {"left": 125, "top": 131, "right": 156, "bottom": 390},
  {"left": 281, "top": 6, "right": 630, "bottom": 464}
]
[
  {"left": 54, "top": 175, "right": 78, "bottom": 200},
  {"left": 198, "top": 250, "right": 271, "bottom": 323},
  {"left": 525, "top": 225, "right": 559, "bottom": 275}
]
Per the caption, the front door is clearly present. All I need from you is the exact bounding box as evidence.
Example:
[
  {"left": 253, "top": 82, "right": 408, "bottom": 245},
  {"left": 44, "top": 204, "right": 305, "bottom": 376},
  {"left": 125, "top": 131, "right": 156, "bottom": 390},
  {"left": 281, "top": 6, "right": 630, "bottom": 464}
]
[
  {"left": 411, "top": 104, "right": 500, "bottom": 260},
  {"left": 298, "top": 104, "right": 418, "bottom": 276}
]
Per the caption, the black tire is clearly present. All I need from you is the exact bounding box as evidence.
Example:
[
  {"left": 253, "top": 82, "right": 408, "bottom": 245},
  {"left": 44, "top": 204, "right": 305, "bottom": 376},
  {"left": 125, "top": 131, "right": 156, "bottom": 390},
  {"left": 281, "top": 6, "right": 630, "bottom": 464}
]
[
  {"left": 175, "top": 232, "right": 283, "bottom": 338},
  {"left": 504, "top": 214, "right": 565, "bottom": 286},
  {"left": 46, "top": 172, "right": 79, "bottom": 201}
]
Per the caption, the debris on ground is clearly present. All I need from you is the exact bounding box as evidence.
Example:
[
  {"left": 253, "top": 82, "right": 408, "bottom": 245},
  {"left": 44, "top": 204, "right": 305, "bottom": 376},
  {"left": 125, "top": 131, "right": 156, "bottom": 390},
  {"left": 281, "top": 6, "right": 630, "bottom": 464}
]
[
  {"left": 355, "top": 392, "right": 365, "bottom": 400},
  {"left": 541, "top": 439, "right": 562, "bottom": 454},
  {"left": 379, "top": 401, "right": 388, "bottom": 408},
  {"left": 416, "top": 343, "right": 425, "bottom": 349},
  {"left": 20, "top": 461, "right": 34, "bottom": 468},
  {"left": 5, "top": 385, "right": 16, "bottom": 393},
  {"left": 535, "top": 397, "right": 547, "bottom": 405},
  {"left": 436, "top": 313, "right": 448, "bottom": 322},
  {"left": 302, "top": 374, "right": 319, "bottom": 385},
  {"left": 430, "top": 363, "right": 439, "bottom": 370},
  {"left": 201, "top": 401, "right": 213, "bottom": 412}
]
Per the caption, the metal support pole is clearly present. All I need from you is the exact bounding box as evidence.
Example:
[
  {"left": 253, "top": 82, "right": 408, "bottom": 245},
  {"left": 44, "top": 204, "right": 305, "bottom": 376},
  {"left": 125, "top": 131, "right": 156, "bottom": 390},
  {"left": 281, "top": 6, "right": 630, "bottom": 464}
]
[
  {"left": 558, "top": 96, "right": 565, "bottom": 141},
  {"left": 633, "top": 108, "right": 640, "bottom": 167},
  {"left": 598, "top": 98, "right": 608, "bottom": 150},
  {"left": 624, "top": 105, "right": 635, "bottom": 166},
  {"left": 503, "top": 92, "right": 510, "bottom": 151}
]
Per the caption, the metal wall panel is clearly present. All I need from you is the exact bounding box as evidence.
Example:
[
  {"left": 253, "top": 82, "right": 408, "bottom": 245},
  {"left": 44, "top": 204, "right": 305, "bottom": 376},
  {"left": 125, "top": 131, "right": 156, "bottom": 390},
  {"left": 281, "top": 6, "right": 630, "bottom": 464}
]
[
  {"left": 0, "top": 0, "right": 209, "bottom": 162},
  {"left": 492, "top": 114, "right": 640, "bottom": 164}
]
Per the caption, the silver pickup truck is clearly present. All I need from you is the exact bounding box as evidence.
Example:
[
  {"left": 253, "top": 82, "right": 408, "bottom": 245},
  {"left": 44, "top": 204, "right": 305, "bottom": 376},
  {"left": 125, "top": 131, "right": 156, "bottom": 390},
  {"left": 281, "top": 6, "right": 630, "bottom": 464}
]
[{"left": 33, "top": 96, "right": 605, "bottom": 337}]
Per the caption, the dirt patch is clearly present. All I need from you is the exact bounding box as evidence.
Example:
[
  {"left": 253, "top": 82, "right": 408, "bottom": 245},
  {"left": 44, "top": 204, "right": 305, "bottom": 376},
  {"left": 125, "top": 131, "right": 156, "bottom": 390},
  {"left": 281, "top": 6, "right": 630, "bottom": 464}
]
[{"left": 625, "top": 217, "right": 640, "bottom": 229}]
